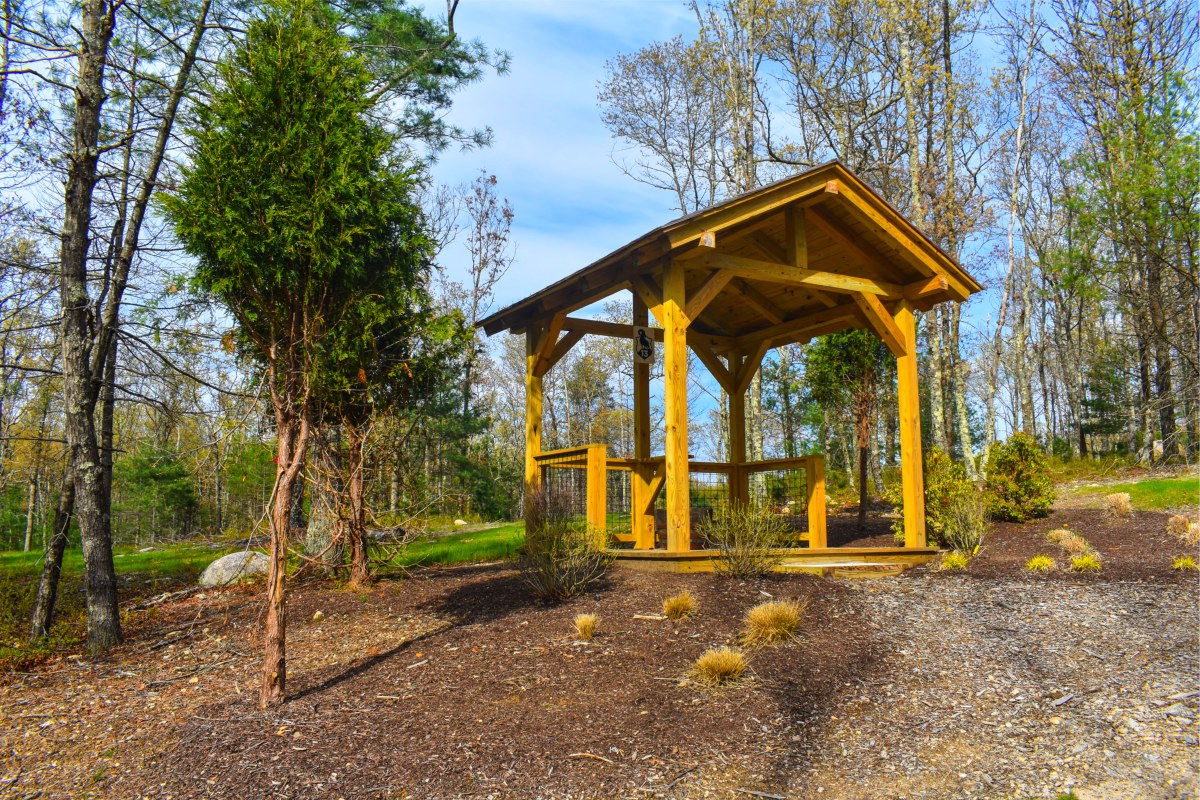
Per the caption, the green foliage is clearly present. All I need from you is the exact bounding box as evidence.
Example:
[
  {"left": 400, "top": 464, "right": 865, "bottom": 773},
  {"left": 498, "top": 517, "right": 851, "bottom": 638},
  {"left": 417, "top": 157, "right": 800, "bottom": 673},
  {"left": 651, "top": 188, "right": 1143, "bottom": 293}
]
[
  {"left": 939, "top": 551, "right": 971, "bottom": 571},
  {"left": 391, "top": 522, "right": 524, "bottom": 569},
  {"left": 887, "top": 448, "right": 978, "bottom": 547},
  {"left": 1070, "top": 553, "right": 1103, "bottom": 573},
  {"left": 1172, "top": 556, "right": 1197, "bottom": 571},
  {"left": 1073, "top": 476, "right": 1198, "bottom": 511},
  {"left": 1025, "top": 555, "right": 1056, "bottom": 573},
  {"left": 984, "top": 433, "right": 1055, "bottom": 522},
  {"left": 112, "top": 446, "right": 199, "bottom": 542},
  {"left": 702, "top": 501, "right": 790, "bottom": 578}
]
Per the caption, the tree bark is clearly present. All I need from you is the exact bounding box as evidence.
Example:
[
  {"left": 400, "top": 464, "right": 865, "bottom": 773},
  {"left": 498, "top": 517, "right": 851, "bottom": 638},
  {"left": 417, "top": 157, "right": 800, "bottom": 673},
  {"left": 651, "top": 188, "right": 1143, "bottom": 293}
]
[
  {"left": 346, "top": 422, "right": 370, "bottom": 588},
  {"left": 30, "top": 470, "right": 75, "bottom": 640}
]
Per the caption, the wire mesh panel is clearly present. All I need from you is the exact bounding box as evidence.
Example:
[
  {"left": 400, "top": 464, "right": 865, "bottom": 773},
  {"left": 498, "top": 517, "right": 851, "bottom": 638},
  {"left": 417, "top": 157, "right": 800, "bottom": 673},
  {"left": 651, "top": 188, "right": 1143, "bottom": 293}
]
[
  {"left": 605, "top": 467, "right": 633, "bottom": 543},
  {"left": 745, "top": 462, "right": 809, "bottom": 541},
  {"left": 536, "top": 449, "right": 589, "bottom": 528}
]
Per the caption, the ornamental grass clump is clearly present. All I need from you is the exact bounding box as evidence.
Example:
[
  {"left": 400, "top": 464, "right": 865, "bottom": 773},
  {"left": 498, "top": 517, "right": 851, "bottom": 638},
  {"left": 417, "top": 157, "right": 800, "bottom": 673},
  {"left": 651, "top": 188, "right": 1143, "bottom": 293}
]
[
  {"left": 939, "top": 551, "right": 971, "bottom": 571},
  {"left": 1062, "top": 535, "right": 1094, "bottom": 556},
  {"left": 1172, "top": 556, "right": 1198, "bottom": 571},
  {"left": 1071, "top": 553, "right": 1103, "bottom": 573},
  {"left": 662, "top": 589, "right": 697, "bottom": 620},
  {"left": 1105, "top": 492, "right": 1133, "bottom": 519},
  {"left": 1167, "top": 515, "right": 1200, "bottom": 547},
  {"left": 573, "top": 613, "right": 599, "bottom": 642},
  {"left": 741, "top": 599, "right": 807, "bottom": 647},
  {"left": 703, "top": 501, "right": 790, "bottom": 578},
  {"left": 1046, "top": 528, "right": 1074, "bottom": 545},
  {"left": 519, "top": 490, "right": 612, "bottom": 601},
  {"left": 1026, "top": 555, "right": 1056, "bottom": 573},
  {"left": 690, "top": 646, "right": 747, "bottom": 687},
  {"left": 983, "top": 433, "right": 1054, "bottom": 522}
]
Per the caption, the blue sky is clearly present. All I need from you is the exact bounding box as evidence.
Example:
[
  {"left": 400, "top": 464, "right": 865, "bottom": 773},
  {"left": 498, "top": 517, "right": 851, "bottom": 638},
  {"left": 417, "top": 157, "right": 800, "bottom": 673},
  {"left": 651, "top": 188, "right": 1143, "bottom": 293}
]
[{"left": 422, "top": 1, "right": 701, "bottom": 313}]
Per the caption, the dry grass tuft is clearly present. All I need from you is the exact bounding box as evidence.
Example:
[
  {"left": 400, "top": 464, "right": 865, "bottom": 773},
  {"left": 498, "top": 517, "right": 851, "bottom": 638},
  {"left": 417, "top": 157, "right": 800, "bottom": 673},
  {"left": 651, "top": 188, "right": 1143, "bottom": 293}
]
[
  {"left": 1106, "top": 492, "right": 1133, "bottom": 518},
  {"left": 690, "top": 646, "right": 747, "bottom": 687},
  {"left": 1071, "top": 553, "right": 1103, "bottom": 573},
  {"left": 741, "top": 599, "right": 807, "bottom": 646},
  {"left": 662, "top": 589, "right": 697, "bottom": 620},
  {"left": 1046, "top": 528, "right": 1074, "bottom": 545},
  {"left": 1190, "top": 523, "right": 1200, "bottom": 548},
  {"left": 1172, "top": 556, "right": 1198, "bottom": 571},
  {"left": 1166, "top": 514, "right": 1191, "bottom": 539},
  {"left": 1062, "top": 535, "right": 1094, "bottom": 556},
  {"left": 1025, "top": 555, "right": 1056, "bottom": 573},
  {"left": 573, "top": 613, "right": 599, "bottom": 642}
]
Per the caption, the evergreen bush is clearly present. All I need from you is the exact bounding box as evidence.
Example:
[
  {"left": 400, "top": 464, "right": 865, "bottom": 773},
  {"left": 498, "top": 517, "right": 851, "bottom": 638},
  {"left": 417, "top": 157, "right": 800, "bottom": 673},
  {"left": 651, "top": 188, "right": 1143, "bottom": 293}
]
[
  {"left": 887, "top": 448, "right": 978, "bottom": 548},
  {"left": 983, "top": 433, "right": 1055, "bottom": 522}
]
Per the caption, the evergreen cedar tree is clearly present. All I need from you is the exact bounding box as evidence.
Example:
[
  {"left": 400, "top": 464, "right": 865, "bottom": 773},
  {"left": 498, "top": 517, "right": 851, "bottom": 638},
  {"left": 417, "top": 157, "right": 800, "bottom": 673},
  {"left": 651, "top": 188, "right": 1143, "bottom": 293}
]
[{"left": 163, "top": 0, "right": 438, "bottom": 706}]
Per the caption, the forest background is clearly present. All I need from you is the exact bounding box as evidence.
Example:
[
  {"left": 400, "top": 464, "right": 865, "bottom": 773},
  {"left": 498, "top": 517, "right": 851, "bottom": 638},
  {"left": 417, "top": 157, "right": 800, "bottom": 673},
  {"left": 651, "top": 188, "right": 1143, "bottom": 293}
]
[{"left": 1, "top": 0, "right": 1195, "bottom": 561}]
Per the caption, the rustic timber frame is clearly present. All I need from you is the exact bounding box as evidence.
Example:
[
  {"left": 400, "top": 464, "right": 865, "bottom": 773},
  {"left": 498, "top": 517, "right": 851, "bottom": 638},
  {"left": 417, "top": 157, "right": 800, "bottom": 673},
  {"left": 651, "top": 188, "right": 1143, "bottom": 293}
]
[{"left": 478, "top": 162, "right": 982, "bottom": 572}]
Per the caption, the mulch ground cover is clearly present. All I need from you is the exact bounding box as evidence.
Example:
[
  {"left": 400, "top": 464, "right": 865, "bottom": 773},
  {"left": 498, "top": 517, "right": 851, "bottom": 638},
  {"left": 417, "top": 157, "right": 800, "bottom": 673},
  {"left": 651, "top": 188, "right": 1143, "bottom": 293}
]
[{"left": 1, "top": 503, "right": 1195, "bottom": 799}]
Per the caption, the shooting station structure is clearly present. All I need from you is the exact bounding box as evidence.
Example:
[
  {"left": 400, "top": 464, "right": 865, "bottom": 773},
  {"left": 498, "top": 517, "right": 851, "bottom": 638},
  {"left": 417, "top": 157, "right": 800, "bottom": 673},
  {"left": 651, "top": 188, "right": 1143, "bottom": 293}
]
[{"left": 477, "top": 162, "right": 981, "bottom": 574}]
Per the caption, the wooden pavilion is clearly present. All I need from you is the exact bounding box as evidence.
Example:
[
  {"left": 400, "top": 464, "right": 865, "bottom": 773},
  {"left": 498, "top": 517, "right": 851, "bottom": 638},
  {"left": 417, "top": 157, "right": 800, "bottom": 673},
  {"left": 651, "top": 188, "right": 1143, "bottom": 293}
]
[{"left": 478, "top": 162, "right": 982, "bottom": 574}]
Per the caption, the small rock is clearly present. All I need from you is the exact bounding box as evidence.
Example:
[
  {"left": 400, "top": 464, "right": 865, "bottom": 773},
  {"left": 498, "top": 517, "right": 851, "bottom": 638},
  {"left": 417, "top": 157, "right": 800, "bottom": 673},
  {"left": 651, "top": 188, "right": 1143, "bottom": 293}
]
[
  {"left": 312, "top": 610, "right": 324, "bottom": 622},
  {"left": 454, "top": 519, "right": 468, "bottom": 526},
  {"left": 1163, "top": 703, "right": 1193, "bottom": 718}
]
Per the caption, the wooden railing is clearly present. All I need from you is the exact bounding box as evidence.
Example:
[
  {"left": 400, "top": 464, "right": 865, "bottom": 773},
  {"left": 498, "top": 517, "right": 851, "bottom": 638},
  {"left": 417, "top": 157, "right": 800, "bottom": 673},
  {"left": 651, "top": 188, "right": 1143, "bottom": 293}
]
[{"left": 533, "top": 446, "right": 826, "bottom": 550}]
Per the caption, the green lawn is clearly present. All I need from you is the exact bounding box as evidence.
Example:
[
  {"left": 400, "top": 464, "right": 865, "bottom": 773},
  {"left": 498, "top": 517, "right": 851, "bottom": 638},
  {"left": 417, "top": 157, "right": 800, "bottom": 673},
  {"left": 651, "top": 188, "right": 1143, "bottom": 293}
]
[
  {"left": 0, "top": 542, "right": 237, "bottom": 581},
  {"left": 1073, "top": 475, "right": 1199, "bottom": 510},
  {"left": 389, "top": 522, "right": 525, "bottom": 570}
]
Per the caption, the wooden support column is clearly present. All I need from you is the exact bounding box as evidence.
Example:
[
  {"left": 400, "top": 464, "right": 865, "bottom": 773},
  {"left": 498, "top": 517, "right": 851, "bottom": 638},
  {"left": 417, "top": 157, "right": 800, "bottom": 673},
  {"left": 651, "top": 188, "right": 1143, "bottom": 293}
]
[
  {"left": 894, "top": 301, "right": 927, "bottom": 547},
  {"left": 586, "top": 444, "right": 607, "bottom": 538},
  {"left": 524, "top": 328, "right": 544, "bottom": 514},
  {"left": 727, "top": 352, "right": 747, "bottom": 505},
  {"left": 662, "top": 260, "right": 691, "bottom": 552},
  {"left": 805, "top": 456, "right": 827, "bottom": 548},
  {"left": 631, "top": 294, "right": 655, "bottom": 549}
]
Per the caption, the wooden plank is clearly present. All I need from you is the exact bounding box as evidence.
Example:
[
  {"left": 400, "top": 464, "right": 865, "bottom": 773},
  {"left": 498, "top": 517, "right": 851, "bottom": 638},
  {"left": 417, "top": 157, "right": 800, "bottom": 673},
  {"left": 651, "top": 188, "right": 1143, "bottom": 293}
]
[
  {"left": 663, "top": 176, "right": 831, "bottom": 251},
  {"left": 852, "top": 291, "right": 908, "bottom": 357},
  {"left": 730, "top": 278, "right": 785, "bottom": 324},
  {"left": 893, "top": 301, "right": 926, "bottom": 547},
  {"left": 806, "top": 455, "right": 827, "bottom": 548},
  {"left": 586, "top": 444, "right": 607, "bottom": 537},
  {"left": 662, "top": 259, "right": 691, "bottom": 552},
  {"left": 903, "top": 275, "right": 948, "bottom": 300},
  {"left": 685, "top": 269, "right": 733, "bottom": 323},
  {"left": 730, "top": 304, "right": 855, "bottom": 350},
  {"left": 786, "top": 205, "right": 808, "bottom": 269},
  {"left": 805, "top": 204, "right": 895, "bottom": 279},
  {"left": 632, "top": 295, "right": 654, "bottom": 549},
  {"left": 644, "top": 464, "right": 666, "bottom": 516},
  {"left": 750, "top": 229, "right": 836, "bottom": 309},
  {"left": 535, "top": 329, "right": 584, "bottom": 378},
  {"left": 689, "top": 339, "right": 733, "bottom": 394},
  {"left": 524, "top": 330, "right": 544, "bottom": 508},
  {"left": 694, "top": 252, "right": 901, "bottom": 297}
]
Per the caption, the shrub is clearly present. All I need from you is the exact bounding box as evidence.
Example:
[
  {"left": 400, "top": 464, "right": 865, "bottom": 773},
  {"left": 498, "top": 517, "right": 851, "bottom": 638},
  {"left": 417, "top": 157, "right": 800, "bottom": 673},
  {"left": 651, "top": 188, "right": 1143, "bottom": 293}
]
[
  {"left": 984, "top": 433, "right": 1055, "bottom": 522},
  {"left": 939, "top": 551, "right": 971, "bottom": 571},
  {"left": 573, "top": 613, "right": 599, "bottom": 641},
  {"left": 690, "top": 646, "right": 747, "bottom": 687},
  {"left": 1046, "top": 528, "right": 1074, "bottom": 545},
  {"left": 1071, "top": 553, "right": 1103, "bottom": 573},
  {"left": 1105, "top": 492, "right": 1132, "bottom": 518},
  {"left": 741, "top": 599, "right": 807, "bottom": 646},
  {"left": 942, "top": 492, "right": 987, "bottom": 554},
  {"left": 887, "top": 448, "right": 978, "bottom": 547},
  {"left": 519, "top": 489, "right": 612, "bottom": 601},
  {"left": 1026, "top": 555, "right": 1056, "bottom": 573},
  {"left": 1172, "top": 556, "right": 1198, "bottom": 571},
  {"left": 662, "top": 589, "right": 697, "bottom": 620},
  {"left": 702, "top": 501, "right": 790, "bottom": 578}
]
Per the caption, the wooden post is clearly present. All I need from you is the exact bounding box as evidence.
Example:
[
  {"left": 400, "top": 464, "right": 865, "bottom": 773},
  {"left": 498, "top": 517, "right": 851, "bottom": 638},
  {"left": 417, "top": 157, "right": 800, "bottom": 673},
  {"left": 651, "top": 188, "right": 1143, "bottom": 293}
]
[
  {"left": 805, "top": 456, "right": 827, "bottom": 548},
  {"left": 631, "top": 294, "right": 655, "bottom": 548},
  {"left": 524, "top": 327, "right": 544, "bottom": 515},
  {"left": 662, "top": 260, "right": 691, "bottom": 552},
  {"left": 586, "top": 444, "right": 607, "bottom": 539},
  {"left": 727, "top": 352, "right": 747, "bottom": 505},
  {"left": 893, "top": 301, "right": 926, "bottom": 547}
]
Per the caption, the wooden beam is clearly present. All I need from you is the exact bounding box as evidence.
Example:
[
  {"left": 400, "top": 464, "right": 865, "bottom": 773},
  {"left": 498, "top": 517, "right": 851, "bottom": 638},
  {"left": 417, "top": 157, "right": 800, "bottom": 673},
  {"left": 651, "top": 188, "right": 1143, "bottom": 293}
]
[
  {"left": 893, "top": 301, "right": 926, "bottom": 547},
  {"left": 806, "top": 456, "right": 827, "bottom": 548},
  {"left": 834, "top": 184, "right": 971, "bottom": 300},
  {"left": 730, "top": 278, "right": 785, "bottom": 324},
  {"left": 629, "top": 276, "right": 666, "bottom": 328},
  {"left": 632, "top": 296, "right": 654, "bottom": 549},
  {"left": 730, "top": 304, "right": 856, "bottom": 350},
  {"left": 663, "top": 175, "right": 831, "bottom": 251},
  {"left": 786, "top": 205, "right": 808, "bottom": 269},
  {"left": 903, "top": 275, "right": 948, "bottom": 301},
  {"left": 561, "top": 315, "right": 731, "bottom": 350},
  {"left": 534, "top": 330, "right": 583, "bottom": 378},
  {"left": 734, "top": 340, "right": 771, "bottom": 397},
  {"left": 586, "top": 444, "right": 607, "bottom": 536},
  {"left": 662, "top": 259, "right": 691, "bottom": 552},
  {"left": 852, "top": 291, "right": 908, "bottom": 357},
  {"left": 728, "top": 350, "right": 747, "bottom": 505},
  {"left": 748, "top": 231, "right": 836, "bottom": 309},
  {"left": 689, "top": 339, "right": 733, "bottom": 394},
  {"left": 685, "top": 269, "right": 733, "bottom": 323},
  {"left": 805, "top": 204, "right": 894, "bottom": 279},
  {"left": 524, "top": 330, "right": 544, "bottom": 510},
  {"left": 692, "top": 251, "right": 901, "bottom": 297}
]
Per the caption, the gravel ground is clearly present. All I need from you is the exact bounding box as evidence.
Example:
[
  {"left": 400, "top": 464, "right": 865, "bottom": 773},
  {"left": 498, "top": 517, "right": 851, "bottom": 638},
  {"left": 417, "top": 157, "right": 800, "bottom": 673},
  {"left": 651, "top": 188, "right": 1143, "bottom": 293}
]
[{"left": 673, "top": 574, "right": 1199, "bottom": 800}]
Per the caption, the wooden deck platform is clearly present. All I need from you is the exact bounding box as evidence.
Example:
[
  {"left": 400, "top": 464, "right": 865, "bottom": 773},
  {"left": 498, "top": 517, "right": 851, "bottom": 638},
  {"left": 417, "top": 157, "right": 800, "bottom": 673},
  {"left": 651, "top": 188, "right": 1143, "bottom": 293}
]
[{"left": 611, "top": 546, "right": 939, "bottom": 578}]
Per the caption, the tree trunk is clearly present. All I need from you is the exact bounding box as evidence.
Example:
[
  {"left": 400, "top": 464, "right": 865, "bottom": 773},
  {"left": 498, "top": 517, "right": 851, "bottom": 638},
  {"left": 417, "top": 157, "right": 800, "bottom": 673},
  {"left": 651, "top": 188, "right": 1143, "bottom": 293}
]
[
  {"left": 31, "top": 470, "right": 75, "bottom": 640},
  {"left": 307, "top": 425, "right": 344, "bottom": 574},
  {"left": 24, "top": 479, "right": 36, "bottom": 552},
  {"left": 346, "top": 422, "right": 369, "bottom": 589}
]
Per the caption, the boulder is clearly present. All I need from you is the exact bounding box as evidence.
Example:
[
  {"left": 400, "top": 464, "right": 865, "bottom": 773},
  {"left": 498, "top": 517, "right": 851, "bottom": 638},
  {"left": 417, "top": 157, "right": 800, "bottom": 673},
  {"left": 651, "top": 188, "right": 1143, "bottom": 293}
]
[{"left": 199, "top": 551, "right": 269, "bottom": 587}]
